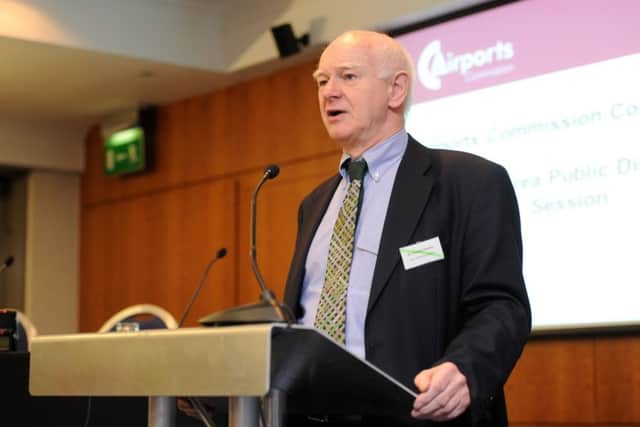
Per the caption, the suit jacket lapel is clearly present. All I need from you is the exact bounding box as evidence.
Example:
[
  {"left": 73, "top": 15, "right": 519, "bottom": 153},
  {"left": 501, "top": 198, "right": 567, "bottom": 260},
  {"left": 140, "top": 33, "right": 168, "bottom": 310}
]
[{"left": 366, "top": 137, "right": 435, "bottom": 314}]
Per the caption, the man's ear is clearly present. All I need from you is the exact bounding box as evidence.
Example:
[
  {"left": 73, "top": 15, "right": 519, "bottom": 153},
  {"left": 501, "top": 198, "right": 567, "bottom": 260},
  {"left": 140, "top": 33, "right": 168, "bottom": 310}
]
[{"left": 388, "top": 71, "right": 410, "bottom": 109}]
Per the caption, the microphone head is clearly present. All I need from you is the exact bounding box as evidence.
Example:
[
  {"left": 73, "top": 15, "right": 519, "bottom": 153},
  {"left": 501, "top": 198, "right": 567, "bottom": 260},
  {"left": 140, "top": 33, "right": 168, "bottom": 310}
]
[
  {"left": 264, "top": 164, "right": 280, "bottom": 180},
  {"left": 216, "top": 248, "right": 228, "bottom": 259},
  {"left": 4, "top": 256, "right": 14, "bottom": 267}
]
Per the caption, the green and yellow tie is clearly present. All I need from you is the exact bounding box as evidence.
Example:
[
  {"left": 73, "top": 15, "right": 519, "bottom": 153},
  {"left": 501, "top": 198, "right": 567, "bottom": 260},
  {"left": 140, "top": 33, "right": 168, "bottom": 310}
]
[{"left": 314, "top": 159, "right": 367, "bottom": 344}]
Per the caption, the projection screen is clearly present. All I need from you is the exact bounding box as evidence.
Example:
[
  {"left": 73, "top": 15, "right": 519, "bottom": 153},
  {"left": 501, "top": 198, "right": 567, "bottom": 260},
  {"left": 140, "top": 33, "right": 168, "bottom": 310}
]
[{"left": 394, "top": 0, "right": 640, "bottom": 333}]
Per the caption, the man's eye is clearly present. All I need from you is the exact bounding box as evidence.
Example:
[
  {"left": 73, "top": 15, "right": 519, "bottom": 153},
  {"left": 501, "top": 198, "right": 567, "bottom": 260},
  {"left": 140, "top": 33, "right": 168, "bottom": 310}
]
[
  {"left": 317, "top": 79, "right": 328, "bottom": 87},
  {"left": 344, "top": 73, "right": 357, "bottom": 80}
]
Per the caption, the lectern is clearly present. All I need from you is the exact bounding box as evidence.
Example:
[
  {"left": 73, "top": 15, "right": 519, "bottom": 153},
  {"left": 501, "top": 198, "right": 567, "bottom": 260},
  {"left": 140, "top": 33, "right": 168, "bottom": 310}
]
[{"left": 29, "top": 324, "right": 416, "bottom": 427}]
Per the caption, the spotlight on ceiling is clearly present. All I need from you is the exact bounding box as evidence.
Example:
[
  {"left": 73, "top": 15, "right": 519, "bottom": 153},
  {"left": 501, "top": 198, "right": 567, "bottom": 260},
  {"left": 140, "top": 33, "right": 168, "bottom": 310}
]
[{"left": 270, "top": 23, "right": 310, "bottom": 58}]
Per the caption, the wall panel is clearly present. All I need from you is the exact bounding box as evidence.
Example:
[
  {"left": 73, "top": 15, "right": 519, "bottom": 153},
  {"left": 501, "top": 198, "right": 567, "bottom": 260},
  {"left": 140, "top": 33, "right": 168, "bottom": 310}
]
[
  {"left": 506, "top": 339, "right": 596, "bottom": 423},
  {"left": 82, "top": 61, "right": 330, "bottom": 207},
  {"left": 80, "top": 196, "right": 119, "bottom": 331},
  {"left": 595, "top": 336, "right": 640, "bottom": 423},
  {"left": 80, "top": 179, "right": 235, "bottom": 330}
]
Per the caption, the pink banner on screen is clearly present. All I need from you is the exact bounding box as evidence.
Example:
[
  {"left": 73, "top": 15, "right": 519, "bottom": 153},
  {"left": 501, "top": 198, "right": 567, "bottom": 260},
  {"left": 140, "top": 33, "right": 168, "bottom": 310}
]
[{"left": 397, "top": 0, "right": 639, "bottom": 103}]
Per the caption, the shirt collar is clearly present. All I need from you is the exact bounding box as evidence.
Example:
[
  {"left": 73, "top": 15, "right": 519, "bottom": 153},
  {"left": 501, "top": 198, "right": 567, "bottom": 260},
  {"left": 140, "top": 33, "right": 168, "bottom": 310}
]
[{"left": 338, "top": 129, "right": 408, "bottom": 183}]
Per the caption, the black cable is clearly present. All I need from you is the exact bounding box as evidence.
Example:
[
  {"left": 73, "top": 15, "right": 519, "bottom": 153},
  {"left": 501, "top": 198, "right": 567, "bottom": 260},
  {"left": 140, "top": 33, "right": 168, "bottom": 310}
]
[
  {"left": 83, "top": 396, "right": 92, "bottom": 427},
  {"left": 259, "top": 397, "right": 267, "bottom": 427},
  {"left": 188, "top": 397, "right": 217, "bottom": 427}
]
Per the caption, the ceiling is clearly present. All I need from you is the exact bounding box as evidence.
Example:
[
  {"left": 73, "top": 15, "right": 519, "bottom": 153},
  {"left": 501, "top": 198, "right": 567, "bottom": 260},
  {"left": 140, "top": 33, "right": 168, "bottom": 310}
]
[
  {"left": 0, "top": 0, "right": 470, "bottom": 129},
  {"left": 0, "top": 36, "right": 214, "bottom": 123},
  {"left": 0, "top": 34, "right": 325, "bottom": 127}
]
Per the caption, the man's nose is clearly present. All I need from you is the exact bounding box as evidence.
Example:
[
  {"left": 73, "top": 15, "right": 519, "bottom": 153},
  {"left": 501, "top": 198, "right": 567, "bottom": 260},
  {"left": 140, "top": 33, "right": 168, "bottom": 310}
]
[{"left": 321, "top": 78, "right": 341, "bottom": 98}]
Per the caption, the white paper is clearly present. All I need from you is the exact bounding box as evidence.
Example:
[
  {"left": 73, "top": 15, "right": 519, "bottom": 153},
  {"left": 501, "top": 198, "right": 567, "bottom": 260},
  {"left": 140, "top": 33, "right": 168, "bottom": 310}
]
[{"left": 399, "top": 237, "right": 445, "bottom": 270}]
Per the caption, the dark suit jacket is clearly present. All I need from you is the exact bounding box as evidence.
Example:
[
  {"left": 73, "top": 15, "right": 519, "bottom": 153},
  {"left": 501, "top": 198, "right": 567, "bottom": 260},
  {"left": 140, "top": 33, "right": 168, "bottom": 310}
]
[{"left": 284, "top": 136, "right": 531, "bottom": 426}]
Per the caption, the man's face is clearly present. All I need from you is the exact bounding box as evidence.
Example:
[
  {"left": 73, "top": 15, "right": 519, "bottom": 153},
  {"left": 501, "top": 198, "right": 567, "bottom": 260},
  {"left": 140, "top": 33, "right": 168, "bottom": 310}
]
[{"left": 313, "top": 37, "right": 392, "bottom": 148}]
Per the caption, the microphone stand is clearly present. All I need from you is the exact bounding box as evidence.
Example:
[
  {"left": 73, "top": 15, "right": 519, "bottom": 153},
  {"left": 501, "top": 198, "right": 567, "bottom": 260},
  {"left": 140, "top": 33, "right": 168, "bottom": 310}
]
[{"left": 199, "top": 165, "right": 292, "bottom": 326}]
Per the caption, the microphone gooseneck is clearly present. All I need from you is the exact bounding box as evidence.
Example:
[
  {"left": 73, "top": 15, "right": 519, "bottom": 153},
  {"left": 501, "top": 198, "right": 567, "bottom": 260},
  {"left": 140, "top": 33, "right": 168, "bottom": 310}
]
[
  {"left": 250, "top": 165, "right": 279, "bottom": 297},
  {"left": 250, "top": 165, "right": 292, "bottom": 322},
  {"left": 180, "top": 248, "right": 227, "bottom": 427},
  {"left": 178, "top": 248, "right": 227, "bottom": 327},
  {"left": 198, "top": 164, "right": 293, "bottom": 326}
]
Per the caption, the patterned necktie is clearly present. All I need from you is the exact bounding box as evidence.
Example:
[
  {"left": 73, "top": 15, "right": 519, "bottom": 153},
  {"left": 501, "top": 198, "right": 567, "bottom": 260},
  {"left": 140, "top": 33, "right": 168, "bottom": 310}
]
[{"left": 314, "top": 159, "right": 367, "bottom": 343}]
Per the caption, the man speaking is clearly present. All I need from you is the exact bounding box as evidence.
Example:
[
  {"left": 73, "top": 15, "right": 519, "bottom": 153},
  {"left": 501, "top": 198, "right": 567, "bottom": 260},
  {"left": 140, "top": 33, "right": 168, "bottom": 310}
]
[{"left": 283, "top": 30, "right": 531, "bottom": 426}]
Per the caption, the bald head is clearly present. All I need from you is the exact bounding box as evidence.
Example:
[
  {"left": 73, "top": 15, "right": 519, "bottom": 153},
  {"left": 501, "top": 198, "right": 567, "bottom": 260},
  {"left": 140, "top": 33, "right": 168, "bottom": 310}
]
[
  {"left": 313, "top": 30, "right": 413, "bottom": 156},
  {"left": 323, "top": 31, "right": 414, "bottom": 112}
]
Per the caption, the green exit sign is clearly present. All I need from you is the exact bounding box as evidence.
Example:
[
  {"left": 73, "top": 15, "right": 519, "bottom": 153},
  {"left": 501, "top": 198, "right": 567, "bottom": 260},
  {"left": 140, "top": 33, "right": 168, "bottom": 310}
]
[{"left": 104, "top": 127, "right": 146, "bottom": 176}]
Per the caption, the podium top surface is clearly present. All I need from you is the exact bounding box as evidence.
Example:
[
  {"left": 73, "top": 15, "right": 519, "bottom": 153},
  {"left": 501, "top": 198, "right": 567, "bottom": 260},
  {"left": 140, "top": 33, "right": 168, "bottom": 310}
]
[
  {"left": 30, "top": 325, "right": 274, "bottom": 397},
  {"left": 30, "top": 324, "right": 416, "bottom": 417}
]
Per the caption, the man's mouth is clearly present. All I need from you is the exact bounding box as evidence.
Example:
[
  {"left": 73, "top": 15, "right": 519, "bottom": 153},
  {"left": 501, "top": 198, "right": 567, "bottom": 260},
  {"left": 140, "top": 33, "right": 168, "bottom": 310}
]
[{"left": 326, "top": 109, "right": 346, "bottom": 118}]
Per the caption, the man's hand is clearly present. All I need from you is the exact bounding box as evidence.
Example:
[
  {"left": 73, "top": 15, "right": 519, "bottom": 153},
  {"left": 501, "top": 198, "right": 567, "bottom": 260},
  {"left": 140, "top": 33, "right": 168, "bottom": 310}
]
[{"left": 411, "top": 362, "right": 471, "bottom": 421}]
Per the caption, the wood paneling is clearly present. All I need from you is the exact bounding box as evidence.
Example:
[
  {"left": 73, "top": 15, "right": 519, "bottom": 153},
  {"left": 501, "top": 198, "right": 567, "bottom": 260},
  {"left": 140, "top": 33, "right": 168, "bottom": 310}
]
[
  {"left": 80, "top": 179, "right": 236, "bottom": 330},
  {"left": 505, "top": 336, "right": 640, "bottom": 425},
  {"left": 80, "top": 53, "right": 640, "bottom": 426},
  {"left": 506, "top": 339, "right": 596, "bottom": 423},
  {"left": 80, "top": 59, "right": 332, "bottom": 329},
  {"left": 595, "top": 336, "right": 640, "bottom": 422},
  {"left": 82, "top": 61, "right": 330, "bottom": 207},
  {"left": 80, "top": 197, "right": 120, "bottom": 330}
]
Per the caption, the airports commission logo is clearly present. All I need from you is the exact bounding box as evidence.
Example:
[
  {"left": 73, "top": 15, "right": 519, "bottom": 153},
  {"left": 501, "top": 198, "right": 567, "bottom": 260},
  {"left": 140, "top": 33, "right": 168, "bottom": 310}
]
[{"left": 417, "top": 39, "right": 515, "bottom": 90}]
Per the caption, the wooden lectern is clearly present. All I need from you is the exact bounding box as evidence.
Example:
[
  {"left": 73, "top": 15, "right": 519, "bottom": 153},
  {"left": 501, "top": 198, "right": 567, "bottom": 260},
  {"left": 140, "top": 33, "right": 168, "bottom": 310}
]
[{"left": 29, "top": 324, "right": 416, "bottom": 427}]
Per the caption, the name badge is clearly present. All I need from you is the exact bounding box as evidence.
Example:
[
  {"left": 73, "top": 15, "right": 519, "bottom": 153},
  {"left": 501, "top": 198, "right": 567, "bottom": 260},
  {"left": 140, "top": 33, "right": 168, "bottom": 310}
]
[{"left": 399, "top": 236, "right": 445, "bottom": 270}]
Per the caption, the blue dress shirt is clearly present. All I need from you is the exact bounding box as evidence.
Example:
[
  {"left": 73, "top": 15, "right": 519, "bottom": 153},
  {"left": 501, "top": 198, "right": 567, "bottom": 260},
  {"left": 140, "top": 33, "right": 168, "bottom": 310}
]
[{"left": 299, "top": 130, "right": 409, "bottom": 358}]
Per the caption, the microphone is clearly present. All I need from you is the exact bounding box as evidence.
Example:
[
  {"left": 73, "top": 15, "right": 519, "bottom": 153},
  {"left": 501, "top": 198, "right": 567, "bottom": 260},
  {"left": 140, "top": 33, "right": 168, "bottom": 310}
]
[
  {"left": 250, "top": 165, "right": 279, "bottom": 301},
  {"left": 263, "top": 164, "right": 280, "bottom": 179},
  {"left": 178, "top": 248, "right": 227, "bottom": 327},
  {"left": 0, "top": 256, "right": 14, "bottom": 274},
  {"left": 178, "top": 250, "right": 227, "bottom": 427},
  {"left": 249, "top": 165, "right": 291, "bottom": 322},
  {"left": 199, "top": 164, "right": 293, "bottom": 326}
]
